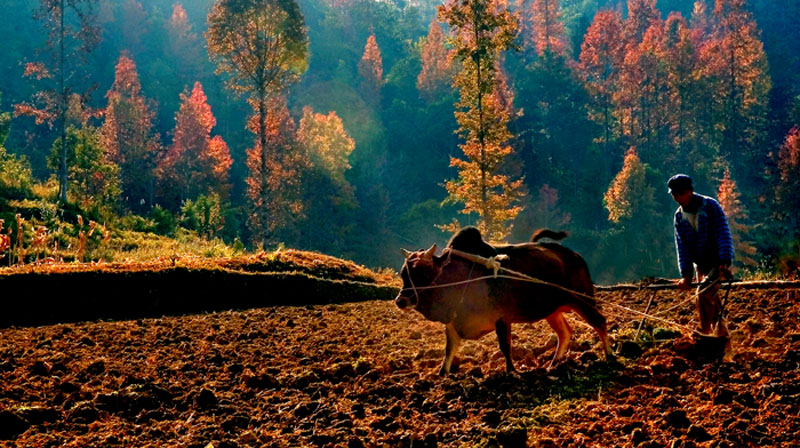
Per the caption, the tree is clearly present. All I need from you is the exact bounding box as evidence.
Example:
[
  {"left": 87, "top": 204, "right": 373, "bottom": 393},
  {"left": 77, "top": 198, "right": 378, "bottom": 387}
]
[
  {"left": 615, "top": 20, "right": 670, "bottom": 165},
  {"left": 245, "top": 96, "right": 307, "bottom": 245},
  {"left": 604, "top": 147, "right": 650, "bottom": 224},
  {"left": 14, "top": 0, "right": 100, "bottom": 203},
  {"left": 717, "top": 167, "right": 756, "bottom": 266},
  {"left": 527, "top": 0, "right": 567, "bottom": 57},
  {"left": 662, "top": 12, "right": 699, "bottom": 169},
  {"left": 207, "top": 0, "right": 308, "bottom": 246},
  {"left": 295, "top": 106, "right": 357, "bottom": 252},
  {"left": 623, "top": 0, "right": 660, "bottom": 47},
  {"left": 166, "top": 3, "right": 203, "bottom": 84},
  {"left": 48, "top": 126, "right": 120, "bottom": 215},
  {"left": 297, "top": 106, "right": 355, "bottom": 196},
  {"left": 578, "top": 10, "right": 625, "bottom": 178},
  {"left": 601, "top": 146, "right": 667, "bottom": 281},
  {"left": 705, "top": 0, "right": 770, "bottom": 180},
  {"left": 358, "top": 33, "right": 383, "bottom": 105},
  {"left": 775, "top": 126, "right": 800, "bottom": 274},
  {"left": 417, "top": 20, "right": 453, "bottom": 101},
  {"left": 1, "top": 91, "right": 34, "bottom": 198},
  {"left": 439, "top": 0, "right": 524, "bottom": 242},
  {"left": 100, "top": 53, "right": 161, "bottom": 213},
  {"left": 156, "top": 82, "right": 232, "bottom": 210},
  {"left": 120, "top": 0, "right": 147, "bottom": 56}
]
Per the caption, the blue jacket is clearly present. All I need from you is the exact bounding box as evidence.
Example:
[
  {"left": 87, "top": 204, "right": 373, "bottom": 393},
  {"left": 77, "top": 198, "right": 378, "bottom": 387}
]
[{"left": 674, "top": 194, "right": 734, "bottom": 279}]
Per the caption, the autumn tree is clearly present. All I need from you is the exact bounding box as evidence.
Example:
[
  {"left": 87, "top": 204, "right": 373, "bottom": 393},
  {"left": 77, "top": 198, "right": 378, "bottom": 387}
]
[
  {"left": 615, "top": 19, "right": 671, "bottom": 165},
  {"left": 717, "top": 167, "right": 756, "bottom": 266},
  {"left": 776, "top": 126, "right": 800, "bottom": 231},
  {"left": 295, "top": 106, "right": 357, "bottom": 251},
  {"left": 602, "top": 146, "right": 667, "bottom": 280},
  {"left": 207, "top": 0, "right": 308, "bottom": 246},
  {"left": 156, "top": 82, "right": 232, "bottom": 211},
  {"left": 14, "top": 0, "right": 100, "bottom": 203},
  {"left": 438, "top": 0, "right": 524, "bottom": 242},
  {"left": 245, "top": 96, "right": 307, "bottom": 245},
  {"left": 527, "top": 0, "right": 567, "bottom": 57},
  {"left": 701, "top": 0, "right": 770, "bottom": 181},
  {"left": 774, "top": 126, "right": 800, "bottom": 273},
  {"left": 417, "top": 20, "right": 453, "bottom": 101},
  {"left": 662, "top": 12, "right": 699, "bottom": 168},
  {"left": 358, "top": 33, "right": 383, "bottom": 105},
  {"left": 578, "top": 10, "right": 625, "bottom": 178},
  {"left": 166, "top": 3, "right": 203, "bottom": 84},
  {"left": 100, "top": 53, "right": 161, "bottom": 213},
  {"left": 623, "top": 0, "right": 660, "bottom": 47},
  {"left": 297, "top": 106, "right": 355, "bottom": 198}
]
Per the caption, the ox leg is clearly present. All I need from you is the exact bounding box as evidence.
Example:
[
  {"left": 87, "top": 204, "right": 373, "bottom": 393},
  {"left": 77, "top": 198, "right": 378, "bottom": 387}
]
[
  {"left": 495, "top": 320, "right": 516, "bottom": 374},
  {"left": 546, "top": 312, "right": 572, "bottom": 369},
  {"left": 439, "top": 323, "right": 462, "bottom": 375}
]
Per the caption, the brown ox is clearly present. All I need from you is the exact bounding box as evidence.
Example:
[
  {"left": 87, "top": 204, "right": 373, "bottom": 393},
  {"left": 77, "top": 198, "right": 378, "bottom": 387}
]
[{"left": 395, "top": 229, "right": 611, "bottom": 375}]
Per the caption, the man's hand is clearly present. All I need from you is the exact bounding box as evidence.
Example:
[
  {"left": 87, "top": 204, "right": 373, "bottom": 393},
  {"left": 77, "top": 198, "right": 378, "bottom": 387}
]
[
  {"left": 676, "top": 277, "right": 692, "bottom": 291},
  {"left": 718, "top": 264, "right": 732, "bottom": 280}
]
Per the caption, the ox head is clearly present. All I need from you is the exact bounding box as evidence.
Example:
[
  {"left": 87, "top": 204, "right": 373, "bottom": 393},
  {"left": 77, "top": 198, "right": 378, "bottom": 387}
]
[{"left": 395, "top": 244, "right": 440, "bottom": 311}]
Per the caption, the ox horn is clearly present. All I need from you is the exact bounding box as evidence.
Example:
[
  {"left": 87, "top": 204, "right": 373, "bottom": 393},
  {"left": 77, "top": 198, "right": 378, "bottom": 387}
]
[
  {"left": 401, "top": 248, "right": 413, "bottom": 259},
  {"left": 423, "top": 244, "right": 437, "bottom": 259}
]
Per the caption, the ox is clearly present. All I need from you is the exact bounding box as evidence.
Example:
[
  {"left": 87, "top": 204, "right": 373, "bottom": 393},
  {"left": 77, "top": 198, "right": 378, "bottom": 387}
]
[{"left": 395, "top": 228, "right": 611, "bottom": 375}]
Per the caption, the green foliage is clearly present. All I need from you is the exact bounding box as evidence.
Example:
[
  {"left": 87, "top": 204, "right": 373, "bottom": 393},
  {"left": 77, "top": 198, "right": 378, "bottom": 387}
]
[
  {"left": 0, "top": 147, "right": 34, "bottom": 201},
  {"left": 150, "top": 205, "right": 176, "bottom": 236},
  {"left": 179, "top": 193, "right": 225, "bottom": 239},
  {"left": 47, "top": 126, "right": 121, "bottom": 217}
]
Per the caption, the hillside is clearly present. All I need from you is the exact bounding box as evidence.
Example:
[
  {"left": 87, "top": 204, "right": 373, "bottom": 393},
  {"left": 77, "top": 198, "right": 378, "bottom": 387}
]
[{"left": 0, "top": 283, "right": 797, "bottom": 447}]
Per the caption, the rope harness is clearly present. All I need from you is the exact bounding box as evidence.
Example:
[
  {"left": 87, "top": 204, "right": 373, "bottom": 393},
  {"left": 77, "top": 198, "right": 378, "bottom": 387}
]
[{"left": 400, "top": 249, "right": 727, "bottom": 334}]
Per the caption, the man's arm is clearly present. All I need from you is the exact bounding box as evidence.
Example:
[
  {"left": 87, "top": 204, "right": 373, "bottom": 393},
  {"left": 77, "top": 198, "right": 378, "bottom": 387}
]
[
  {"left": 674, "top": 216, "right": 694, "bottom": 287},
  {"left": 710, "top": 199, "right": 734, "bottom": 265}
]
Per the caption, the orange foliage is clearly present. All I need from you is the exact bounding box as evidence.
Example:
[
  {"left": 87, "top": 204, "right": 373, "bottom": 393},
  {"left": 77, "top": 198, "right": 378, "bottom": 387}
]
[
  {"left": 578, "top": 10, "right": 625, "bottom": 145},
  {"left": 246, "top": 96, "right": 308, "bottom": 243},
  {"left": 417, "top": 20, "right": 453, "bottom": 100},
  {"left": 604, "top": 147, "right": 647, "bottom": 223},
  {"left": 156, "top": 82, "right": 232, "bottom": 209},
  {"left": 623, "top": 0, "right": 660, "bottom": 47},
  {"left": 527, "top": 0, "right": 567, "bottom": 57},
  {"left": 358, "top": 33, "right": 383, "bottom": 104},
  {"left": 100, "top": 53, "right": 160, "bottom": 211},
  {"left": 297, "top": 106, "right": 354, "bottom": 190},
  {"left": 778, "top": 126, "right": 800, "bottom": 182},
  {"left": 718, "top": 167, "right": 756, "bottom": 266}
]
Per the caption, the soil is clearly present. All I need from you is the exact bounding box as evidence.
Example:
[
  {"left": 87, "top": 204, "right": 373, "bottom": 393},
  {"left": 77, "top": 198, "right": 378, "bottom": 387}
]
[{"left": 0, "top": 286, "right": 798, "bottom": 447}]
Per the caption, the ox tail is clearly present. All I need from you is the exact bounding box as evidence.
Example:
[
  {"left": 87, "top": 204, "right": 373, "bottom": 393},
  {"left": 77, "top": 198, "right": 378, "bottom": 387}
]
[{"left": 531, "top": 229, "right": 568, "bottom": 242}]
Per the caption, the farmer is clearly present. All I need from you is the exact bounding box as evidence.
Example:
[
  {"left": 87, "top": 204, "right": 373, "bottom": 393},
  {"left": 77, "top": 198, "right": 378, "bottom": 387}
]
[{"left": 668, "top": 174, "right": 734, "bottom": 338}]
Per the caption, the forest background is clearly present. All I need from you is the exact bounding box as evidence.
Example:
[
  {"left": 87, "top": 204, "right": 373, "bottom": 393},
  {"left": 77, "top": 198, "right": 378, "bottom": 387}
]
[{"left": 1, "top": 0, "right": 799, "bottom": 284}]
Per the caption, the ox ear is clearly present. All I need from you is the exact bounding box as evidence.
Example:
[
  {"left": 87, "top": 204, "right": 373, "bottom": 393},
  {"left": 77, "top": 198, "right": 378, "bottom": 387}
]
[
  {"left": 401, "top": 248, "right": 413, "bottom": 259},
  {"left": 423, "top": 244, "right": 437, "bottom": 259}
]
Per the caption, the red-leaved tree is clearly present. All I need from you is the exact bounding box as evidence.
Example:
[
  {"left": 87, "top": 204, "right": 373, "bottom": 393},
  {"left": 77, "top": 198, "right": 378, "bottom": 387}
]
[
  {"left": 527, "top": 0, "right": 567, "bottom": 57},
  {"left": 156, "top": 82, "right": 232, "bottom": 210},
  {"left": 358, "top": 33, "right": 383, "bottom": 106},
  {"left": 100, "top": 53, "right": 161, "bottom": 213},
  {"left": 717, "top": 166, "right": 756, "bottom": 266},
  {"left": 166, "top": 3, "right": 202, "bottom": 83},
  {"left": 417, "top": 20, "right": 453, "bottom": 101},
  {"left": 245, "top": 96, "right": 308, "bottom": 245},
  {"left": 578, "top": 10, "right": 625, "bottom": 176}
]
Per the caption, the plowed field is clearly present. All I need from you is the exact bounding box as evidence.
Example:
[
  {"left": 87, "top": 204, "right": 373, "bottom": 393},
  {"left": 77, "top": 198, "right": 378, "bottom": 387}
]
[{"left": 1, "top": 285, "right": 798, "bottom": 447}]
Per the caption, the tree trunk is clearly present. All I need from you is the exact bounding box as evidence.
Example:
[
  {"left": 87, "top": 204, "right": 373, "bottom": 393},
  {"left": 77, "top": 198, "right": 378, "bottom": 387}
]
[
  {"left": 258, "top": 91, "right": 270, "bottom": 248},
  {"left": 58, "top": 0, "right": 67, "bottom": 203}
]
